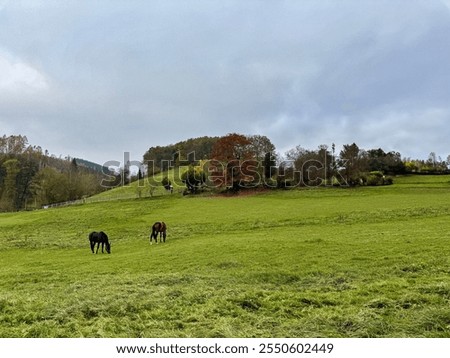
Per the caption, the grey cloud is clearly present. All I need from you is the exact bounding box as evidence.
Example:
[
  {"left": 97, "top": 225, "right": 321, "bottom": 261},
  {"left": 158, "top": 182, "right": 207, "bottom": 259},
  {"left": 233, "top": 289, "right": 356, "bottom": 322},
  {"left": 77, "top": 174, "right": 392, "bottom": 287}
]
[{"left": 1, "top": 0, "right": 450, "bottom": 165}]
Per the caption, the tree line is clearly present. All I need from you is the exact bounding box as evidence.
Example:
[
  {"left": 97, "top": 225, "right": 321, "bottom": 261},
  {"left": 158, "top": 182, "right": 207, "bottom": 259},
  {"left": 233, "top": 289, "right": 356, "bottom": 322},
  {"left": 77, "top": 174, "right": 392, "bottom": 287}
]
[
  {"left": 0, "top": 135, "right": 106, "bottom": 211},
  {"left": 2, "top": 133, "right": 448, "bottom": 210},
  {"left": 143, "top": 134, "right": 449, "bottom": 193}
]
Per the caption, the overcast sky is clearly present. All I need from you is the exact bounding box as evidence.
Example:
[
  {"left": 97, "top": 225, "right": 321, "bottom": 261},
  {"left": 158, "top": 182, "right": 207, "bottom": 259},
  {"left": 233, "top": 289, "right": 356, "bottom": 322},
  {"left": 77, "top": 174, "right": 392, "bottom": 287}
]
[{"left": 1, "top": 0, "right": 450, "bottom": 166}]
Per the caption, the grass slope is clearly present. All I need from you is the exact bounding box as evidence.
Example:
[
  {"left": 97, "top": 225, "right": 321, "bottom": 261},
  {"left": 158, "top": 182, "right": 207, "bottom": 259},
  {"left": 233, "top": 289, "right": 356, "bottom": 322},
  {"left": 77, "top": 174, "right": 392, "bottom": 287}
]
[
  {"left": 0, "top": 176, "right": 449, "bottom": 337},
  {"left": 85, "top": 169, "right": 184, "bottom": 203}
]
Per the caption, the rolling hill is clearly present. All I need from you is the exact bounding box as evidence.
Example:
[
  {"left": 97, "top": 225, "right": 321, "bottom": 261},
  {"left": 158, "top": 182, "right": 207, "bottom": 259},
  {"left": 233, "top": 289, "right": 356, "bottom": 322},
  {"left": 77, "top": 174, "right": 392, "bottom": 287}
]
[{"left": 0, "top": 175, "right": 449, "bottom": 337}]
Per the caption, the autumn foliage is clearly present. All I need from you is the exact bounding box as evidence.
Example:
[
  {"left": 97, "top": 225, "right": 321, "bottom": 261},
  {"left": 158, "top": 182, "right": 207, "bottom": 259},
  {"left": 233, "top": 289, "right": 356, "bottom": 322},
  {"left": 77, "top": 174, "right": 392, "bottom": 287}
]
[{"left": 209, "top": 133, "right": 260, "bottom": 190}]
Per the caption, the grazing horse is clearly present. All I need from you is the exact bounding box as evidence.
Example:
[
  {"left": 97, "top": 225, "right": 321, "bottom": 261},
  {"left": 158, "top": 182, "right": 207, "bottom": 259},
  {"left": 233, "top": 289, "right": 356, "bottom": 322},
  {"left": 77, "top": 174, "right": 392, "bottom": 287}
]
[
  {"left": 89, "top": 231, "right": 111, "bottom": 254},
  {"left": 150, "top": 222, "right": 167, "bottom": 244}
]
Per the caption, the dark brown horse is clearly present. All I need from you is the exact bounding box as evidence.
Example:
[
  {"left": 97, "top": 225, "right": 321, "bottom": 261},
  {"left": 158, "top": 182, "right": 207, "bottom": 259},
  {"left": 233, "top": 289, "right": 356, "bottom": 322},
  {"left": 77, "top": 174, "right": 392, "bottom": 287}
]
[
  {"left": 150, "top": 222, "right": 167, "bottom": 244},
  {"left": 89, "top": 231, "right": 111, "bottom": 254}
]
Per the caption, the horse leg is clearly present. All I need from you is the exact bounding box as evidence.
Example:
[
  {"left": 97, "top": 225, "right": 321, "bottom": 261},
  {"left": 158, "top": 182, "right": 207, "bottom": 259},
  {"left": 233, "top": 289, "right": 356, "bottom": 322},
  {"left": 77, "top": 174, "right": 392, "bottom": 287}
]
[
  {"left": 101, "top": 242, "right": 104, "bottom": 253},
  {"left": 150, "top": 231, "right": 157, "bottom": 244},
  {"left": 96, "top": 242, "right": 100, "bottom": 254},
  {"left": 162, "top": 231, "right": 166, "bottom": 243},
  {"left": 90, "top": 241, "right": 95, "bottom": 253}
]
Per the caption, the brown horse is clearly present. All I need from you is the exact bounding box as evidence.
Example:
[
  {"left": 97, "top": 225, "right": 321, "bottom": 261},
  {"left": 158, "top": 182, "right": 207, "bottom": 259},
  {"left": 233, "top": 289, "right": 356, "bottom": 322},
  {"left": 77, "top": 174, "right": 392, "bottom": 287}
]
[{"left": 150, "top": 222, "right": 167, "bottom": 244}]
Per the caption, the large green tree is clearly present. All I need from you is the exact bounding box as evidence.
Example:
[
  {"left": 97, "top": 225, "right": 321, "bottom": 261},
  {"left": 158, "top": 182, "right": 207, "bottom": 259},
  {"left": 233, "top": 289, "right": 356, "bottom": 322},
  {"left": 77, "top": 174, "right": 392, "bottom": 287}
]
[
  {"left": 367, "top": 148, "right": 405, "bottom": 174},
  {"left": 339, "top": 143, "right": 368, "bottom": 185},
  {"left": 181, "top": 164, "right": 206, "bottom": 193}
]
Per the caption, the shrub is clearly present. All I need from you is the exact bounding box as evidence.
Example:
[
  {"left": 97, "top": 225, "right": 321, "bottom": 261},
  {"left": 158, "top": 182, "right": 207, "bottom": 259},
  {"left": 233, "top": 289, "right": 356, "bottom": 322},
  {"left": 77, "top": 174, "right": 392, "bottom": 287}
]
[
  {"left": 366, "top": 171, "right": 393, "bottom": 186},
  {"left": 161, "top": 176, "right": 171, "bottom": 190}
]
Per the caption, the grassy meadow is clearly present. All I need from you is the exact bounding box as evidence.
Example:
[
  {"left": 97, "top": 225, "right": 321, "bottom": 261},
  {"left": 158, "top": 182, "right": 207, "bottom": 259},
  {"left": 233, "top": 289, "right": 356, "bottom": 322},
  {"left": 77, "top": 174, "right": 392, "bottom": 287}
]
[{"left": 0, "top": 175, "right": 449, "bottom": 337}]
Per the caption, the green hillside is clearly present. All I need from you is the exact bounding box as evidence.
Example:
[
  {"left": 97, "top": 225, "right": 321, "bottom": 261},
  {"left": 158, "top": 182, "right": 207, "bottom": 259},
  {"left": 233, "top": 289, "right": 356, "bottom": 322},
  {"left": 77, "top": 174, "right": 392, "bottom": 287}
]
[
  {"left": 0, "top": 176, "right": 449, "bottom": 337},
  {"left": 84, "top": 169, "right": 184, "bottom": 203}
]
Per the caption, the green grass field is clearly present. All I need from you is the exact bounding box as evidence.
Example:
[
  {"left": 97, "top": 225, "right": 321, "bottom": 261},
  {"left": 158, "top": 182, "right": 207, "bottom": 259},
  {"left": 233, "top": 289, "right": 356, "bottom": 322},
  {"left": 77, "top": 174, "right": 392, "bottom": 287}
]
[{"left": 0, "top": 175, "right": 449, "bottom": 337}]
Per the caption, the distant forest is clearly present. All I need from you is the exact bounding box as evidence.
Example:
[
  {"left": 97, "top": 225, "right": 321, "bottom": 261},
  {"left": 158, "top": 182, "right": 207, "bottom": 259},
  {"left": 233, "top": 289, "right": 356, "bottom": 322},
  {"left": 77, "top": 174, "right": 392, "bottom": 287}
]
[
  {"left": 1, "top": 133, "right": 449, "bottom": 211},
  {"left": 0, "top": 135, "right": 107, "bottom": 211}
]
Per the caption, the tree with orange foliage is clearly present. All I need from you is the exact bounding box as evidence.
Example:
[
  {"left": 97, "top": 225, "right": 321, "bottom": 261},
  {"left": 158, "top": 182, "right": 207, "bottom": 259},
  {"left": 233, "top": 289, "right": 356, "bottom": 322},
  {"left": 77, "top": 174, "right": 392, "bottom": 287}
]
[{"left": 209, "top": 133, "right": 259, "bottom": 191}]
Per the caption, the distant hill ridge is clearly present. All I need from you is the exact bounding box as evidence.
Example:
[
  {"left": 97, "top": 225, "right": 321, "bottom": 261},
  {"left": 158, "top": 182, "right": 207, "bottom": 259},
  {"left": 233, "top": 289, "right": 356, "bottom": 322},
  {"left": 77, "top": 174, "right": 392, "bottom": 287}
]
[
  {"left": 74, "top": 158, "right": 109, "bottom": 174},
  {"left": 143, "top": 136, "right": 220, "bottom": 171}
]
